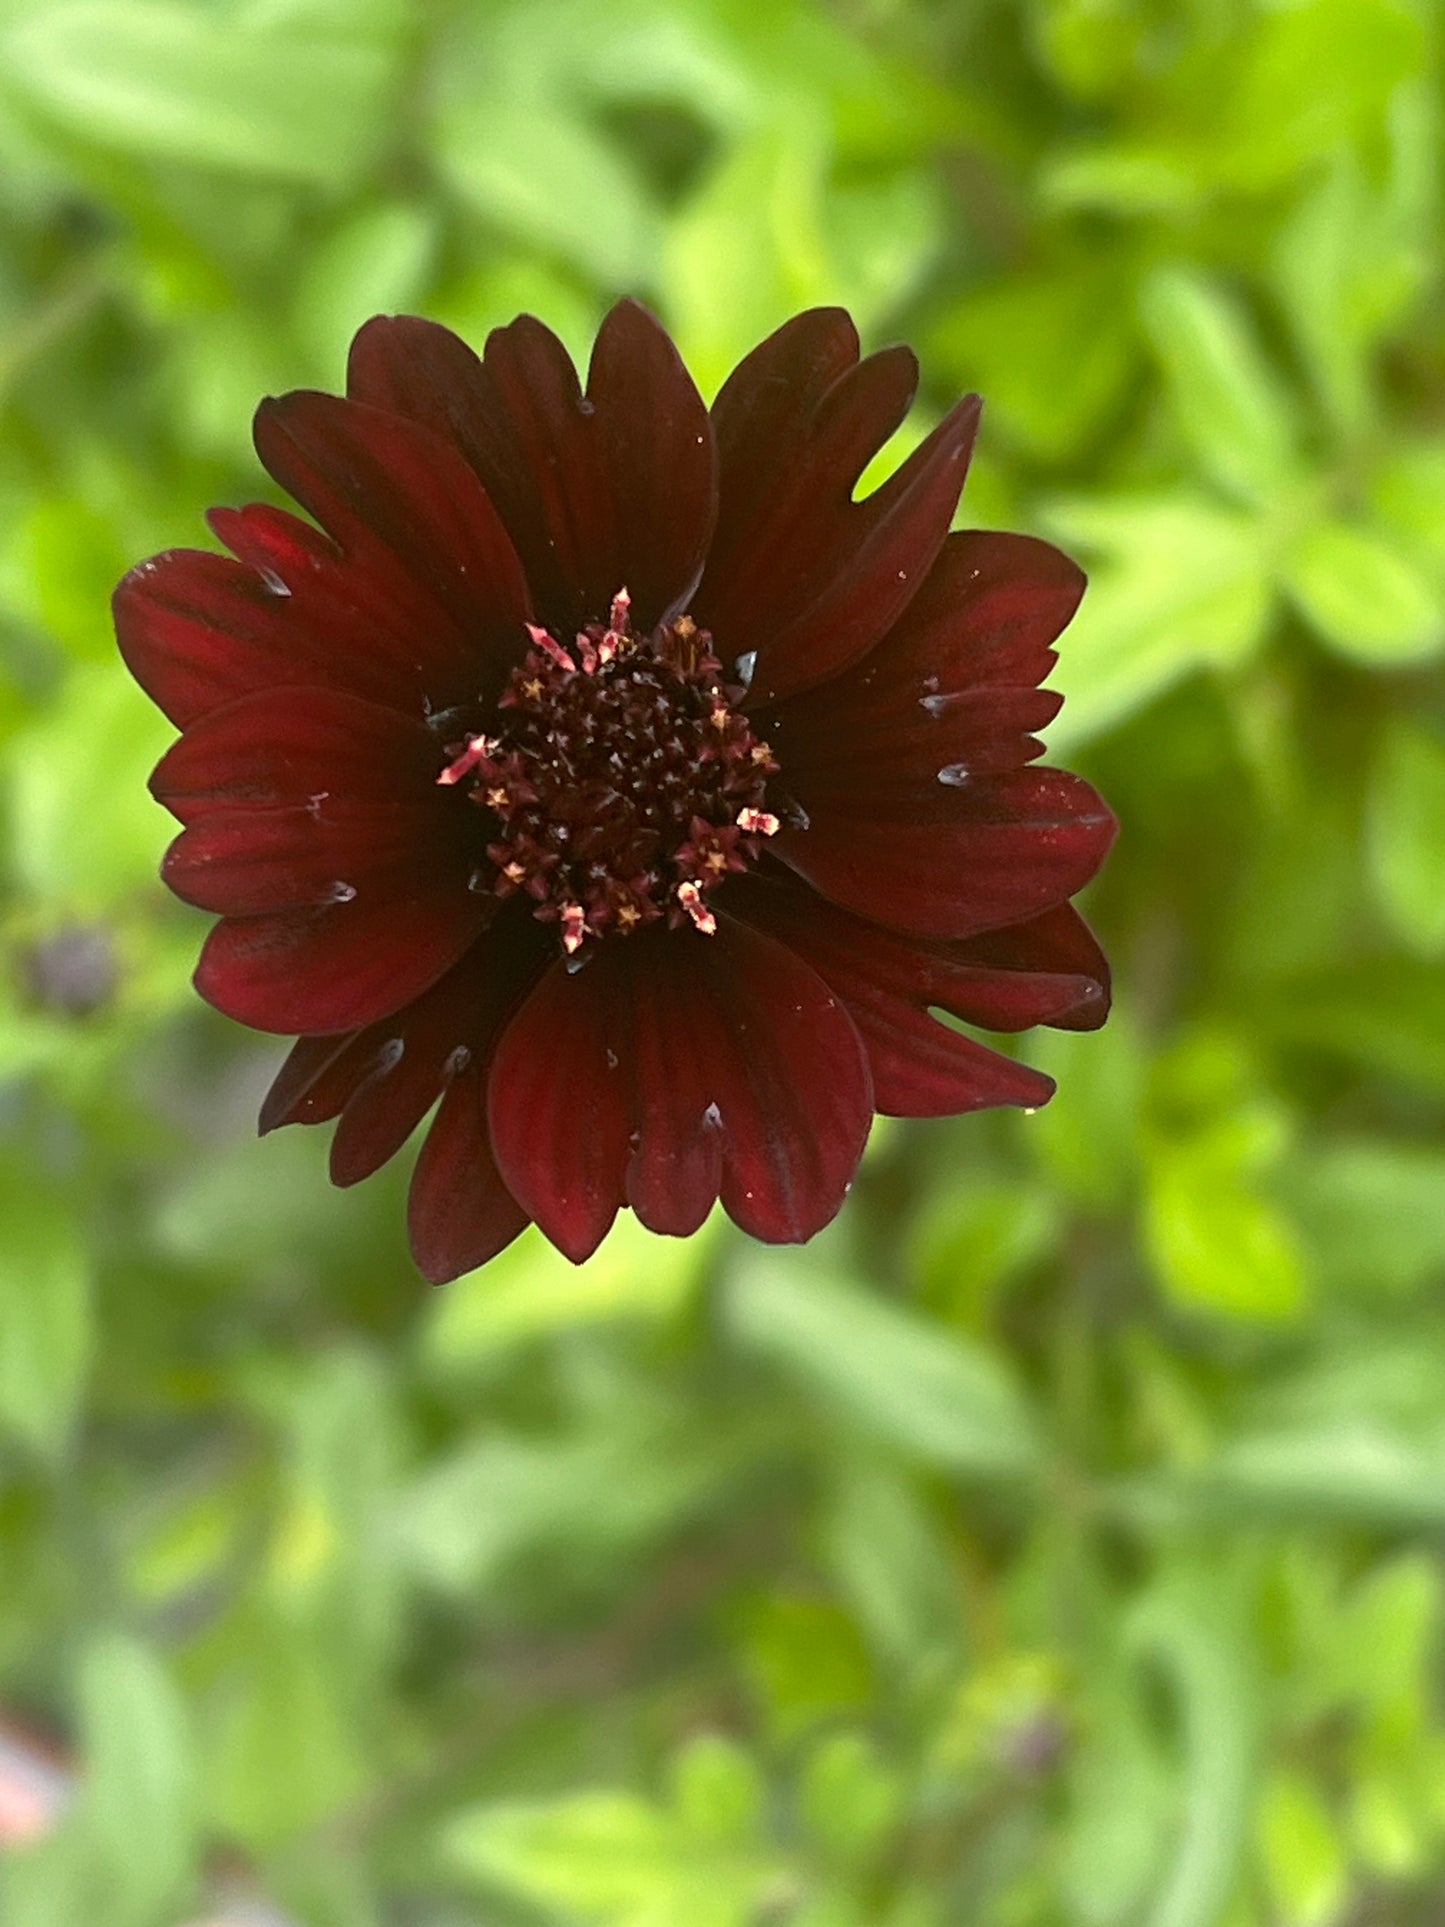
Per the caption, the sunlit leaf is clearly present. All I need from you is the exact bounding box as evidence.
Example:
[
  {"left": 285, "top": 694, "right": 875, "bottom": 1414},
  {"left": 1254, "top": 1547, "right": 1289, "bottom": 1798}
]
[{"left": 1283, "top": 519, "right": 1444, "bottom": 663}]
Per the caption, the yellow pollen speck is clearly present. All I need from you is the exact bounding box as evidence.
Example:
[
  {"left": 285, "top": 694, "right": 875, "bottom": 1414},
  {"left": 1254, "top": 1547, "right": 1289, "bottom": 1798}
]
[
  {"left": 751, "top": 742, "right": 773, "bottom": 764},
  {"left": 674, "top": 615, "right": 696, "bottom": 641},
  {"left": 503, "top": 860, "right": 526, "bottom": 884},
  {"left": 522, "top": 678, "right": 544, "bottom": 701},
  {"left": 617, "top": 902, "right": 641, "bottom": 928},
  {"left": 704, "top": 850, "right": 729, "bottom": 875},
  {"left": 486, "top": 786, "right": 509, "bottom": 810}
]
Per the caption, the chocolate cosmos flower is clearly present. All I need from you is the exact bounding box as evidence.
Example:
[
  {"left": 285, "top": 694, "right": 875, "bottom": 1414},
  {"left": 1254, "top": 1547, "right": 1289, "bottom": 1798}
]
[{"left": 115, "top": 302, "right": 1116, "bottom": 1282}]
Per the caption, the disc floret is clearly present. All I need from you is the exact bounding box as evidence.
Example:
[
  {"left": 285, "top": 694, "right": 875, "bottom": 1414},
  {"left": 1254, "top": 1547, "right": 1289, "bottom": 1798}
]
[{"left": 439, "top": 592, "right": 780, "bottom": 952}]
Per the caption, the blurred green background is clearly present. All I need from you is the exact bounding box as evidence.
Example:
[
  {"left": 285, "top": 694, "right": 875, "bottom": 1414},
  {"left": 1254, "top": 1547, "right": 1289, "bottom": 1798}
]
[{"left": 2, "top": 0, "right": 1445, "bottom": 1921}]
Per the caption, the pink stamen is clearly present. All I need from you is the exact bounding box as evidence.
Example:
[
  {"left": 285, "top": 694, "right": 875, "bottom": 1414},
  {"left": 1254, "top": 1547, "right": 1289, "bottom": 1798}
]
[
  {"left": 736, "top": 808, "right": 780, "bottom": 836},
  {"left": 677, "top": 882, "right": 717, "bottom": 936}
]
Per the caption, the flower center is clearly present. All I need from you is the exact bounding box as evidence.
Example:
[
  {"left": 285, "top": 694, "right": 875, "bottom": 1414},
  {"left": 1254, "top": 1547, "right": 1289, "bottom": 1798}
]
[{"left": 439, "top": 591, "right": 780, "bottom": 953}]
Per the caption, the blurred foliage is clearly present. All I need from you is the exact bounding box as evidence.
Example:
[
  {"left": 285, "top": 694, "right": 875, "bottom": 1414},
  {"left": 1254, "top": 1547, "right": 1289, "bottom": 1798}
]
[{"left": 1, "top": 0, "right": 1444, "bottom": 1921}]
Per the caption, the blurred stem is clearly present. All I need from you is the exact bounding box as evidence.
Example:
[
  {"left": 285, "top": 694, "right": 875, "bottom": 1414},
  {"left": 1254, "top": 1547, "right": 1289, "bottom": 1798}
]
[{"left": 0, "top": 261, "right": 113, "bottom": 402}]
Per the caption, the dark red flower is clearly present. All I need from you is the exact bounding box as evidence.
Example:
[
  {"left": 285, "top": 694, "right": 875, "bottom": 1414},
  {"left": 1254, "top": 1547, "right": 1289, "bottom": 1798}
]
[{"left": 116, "top": 303, "right": 1116, "bottom": 1282}]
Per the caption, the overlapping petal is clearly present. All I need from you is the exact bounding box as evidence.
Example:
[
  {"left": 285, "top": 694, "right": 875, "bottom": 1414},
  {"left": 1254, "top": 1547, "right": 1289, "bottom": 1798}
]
[
  {"left": 761, "top": 530, "right": 1086, "bottom": 798},
  {"left": 152, "top": 688, "right": 489, "bottom": 1033},
  {"left": 261, "top": 919, "right": 549, "bottom": 1283},
  {"left": 347, "top": 299, "right": 715, "bottom": 635},
  {"left": 486, "top": 918, "right": 873, "bottom": 1263},
  {"left": 694, "top": 308, "right": 981, "bottom": 706},
  {"left": 116, "top": 403, "right": 532, "bottom": 729},
  {"left": 728, "top": 871, "right": 1106, "bottom": 1115},
  {"left": 773, "top": 764, "right": 1115, "bottom": 942}
]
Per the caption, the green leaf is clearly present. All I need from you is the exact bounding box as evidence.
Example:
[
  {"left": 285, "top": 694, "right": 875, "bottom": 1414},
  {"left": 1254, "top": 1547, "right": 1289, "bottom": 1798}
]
[
  {"left": 1042, "top": 495, "right": 1273, "bottom": 749},
  {"left": 1211, "top": 0, "right": 1425, "bottom": 189},
  {"left": 1139, "top": 270, "right": 1299, "bottom": 507},
  {"left": 431, "top": 92, "right": 660, "bottom": 289},
  {"left": 1128, "top": 1573, "right": 1261, "bottom": 1927},
  {"left": 1253, "top": 960, "right": 1445, "bottom": 1095},
  {"left": 5, "top": 665, "right": 174, "bottom": 908},
  {"left": 1282, "top": 519, "right": 1444, "bottom": 663},
  {"left": 0, "top": 1159, "right": 92, "bottom": 1459},
  {"left": 930, "top": 261, "right": 1135, "bottom": 462},
  {"left": 799, "top": 1733, "right": 902, "bottom": 1864},
  {"left": 663, "top": 119, "right": 837, "bottom": 397},
  {"left": 207, "top": 1625, "right": 369, "bottom": 1846},
  {"left": 670, "top": 1735, "right": 765, "bottom": 1849},
  {"left": 738, "top": 1592, "right": 874, "bottom": 1739},
  {"left": 1366, "top": 722, "right": 1445, "bottom": 954},
  {"left": 1272, "top": 156, "right": 1425, "bottom": 437},
  {"left": 0, "top": 3, "right": 399, "bottom": 184},
  {"left": 395, "top": 1418, "right": 720, "bottom": 1596},
  {"left": 444, "top": 1783, "right": 772, "bottom": 1924},
  {"left": 445, "top": 1792, "right": 674, "bottom": 1915},
  {"left": 1144, "top": 1137, "right": 1308, "bottom": 1325},
  {"left": 291, "top": 201, "right": 438, "bottom": 380},
  {"left": 1369, "top": 437, "right": 1445, "bottom": 585},
  {"left": 4, "top": 497, "right": 131, "bottom": 663},
  {"left": 421, "top": 1212, "right": 714, "bottom": 1369},
  {"left": 727, "top": 1260, "right": 1039, "bottom": 1477},
  {"left": 910, "top": 1179, "right": 1060, "bottom": 1315},
  {"left": 1060, "top": 1685, "right": 1172, "bottom": 1923},
  {"left": 1203, "top": 1420, "right": 1445, "bottom": 1529},
  {"left": 821, "top": 1461, "right": 961, "bottom": 1663},
  {"left": 1260, "top": 1772, "right": 1347, "bottom": 1927},
  {"left": 1279, "top": 1139, "right": 1445, "bottom": 1300},
  {"left": 77, "top": 1634, "right": 198, "bottom": 1927}
]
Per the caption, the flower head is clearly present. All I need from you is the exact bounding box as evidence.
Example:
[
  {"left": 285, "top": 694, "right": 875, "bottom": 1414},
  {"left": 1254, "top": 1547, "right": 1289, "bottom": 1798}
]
[{"left": 116, "top": 302, "right": 1116, "bottom": 1281}]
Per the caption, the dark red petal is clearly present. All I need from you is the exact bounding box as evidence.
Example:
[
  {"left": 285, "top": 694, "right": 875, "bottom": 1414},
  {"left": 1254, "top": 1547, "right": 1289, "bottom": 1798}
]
[
  {"left": 727, "top": 871, "right": 1101, "bottom": 1116},
  {"left": 694, "top": 309, "right": 980, "bottom": 705},
  {"left": 258, "top": 1031, "right": 364, "bottom": 1132},
  {"left": 329, "top": 916, "right": 549, "bottom": 1186},
  {"left": 484, "top": 951, "right": 632, "bottom": 1264},
  {"left": 115, "top": 437, "right": 529, "bottom": 732},
  {"left": 764, "top": 530, "right": 1085, "bottom": 797},
  {"left": 408, "top": 1065, "right": 531, "bottom": 1284},
  {"left": 113, "top": 546, "right": 416, "bottom": 731},
  {"left": 153, "top": 687, "right": 478, "bottom": 927},
  {"left": 773, "top": 767, "right": 1117, "bottom": 941},
  {"left": 486, "top": 918, "right": 873, "bottom": 1262},
  {"left": 151, "top": 686, "right": 447, "bottom": 821},
  {"left": 346, "top": 301, "right": 716, "bottom": 635},
  {"left": 251, "top": 391, "right": 532, "bottom": 704},
  {"left": 952, "top": 902, "right": 1111, "bottom": 1033},
  {"left": 195, "top": 888, "right": 487, "bottom": 1037}
]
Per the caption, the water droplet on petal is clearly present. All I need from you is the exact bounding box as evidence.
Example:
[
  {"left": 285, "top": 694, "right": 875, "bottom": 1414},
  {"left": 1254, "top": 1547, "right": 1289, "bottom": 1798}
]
[
  {"left": 445, "top": 1045, "right": 472, "bottom": 1077},
  {"left": 259, "top": 567, "right": 291, "bottom": 597},
  {"left": 702, "top": 1101, "right": 722, "bottom": 1128},
  {"left": 920, "top": 692, "right": 953, "bottom": 717},
  {"left": 605, "top": 1048, "right": 619, "bottom": 1070},
  {"left": 376, "top": 1037, "right": 405, "bottom": 1073},
  {"left": 327, "top": 880, "right": 357, "bottom": 902},
  {"left": 938, "top": 762, "right": 971, "bottom": 787},
  {"left": 733, "top": 650, "right": 757, "bottom": 688}
]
